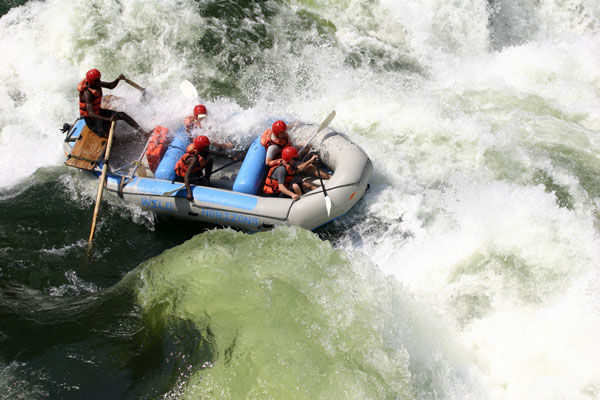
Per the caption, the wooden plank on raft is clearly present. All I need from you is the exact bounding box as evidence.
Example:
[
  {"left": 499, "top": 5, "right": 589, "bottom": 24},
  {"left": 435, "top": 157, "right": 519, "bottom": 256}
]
[{"left": 65, "top": 125, "right": 107, "bottom": 170}]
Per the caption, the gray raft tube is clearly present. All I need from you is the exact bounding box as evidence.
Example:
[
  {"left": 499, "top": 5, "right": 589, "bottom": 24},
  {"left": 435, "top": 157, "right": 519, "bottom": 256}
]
[
  {"left": 285, "top": 126, "right": 373, "bottom": 229},
  {"left": 203, "top": 125, "right": 372, "bottom": 231},
  {"left": 125, "top": 126, "right": 370, "bottom": 231},
  {"left": 75, "top": 122, "right": 372, "bottom": 232},
  {"left": 223, "top": 124, "right": 372, "bottom": 230}
]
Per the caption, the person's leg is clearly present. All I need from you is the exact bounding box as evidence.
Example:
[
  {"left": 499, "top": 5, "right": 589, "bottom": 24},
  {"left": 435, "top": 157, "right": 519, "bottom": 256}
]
[
  {"left": 112, "top": 110, "right": 148, "bottom": 136},
  {"left": 84, "top": 109, "right": 115, "bottom": 138},
  {"left": 291, "top": 183, "right": 303, "bottom": 196},
  {"left": 113, "top": 111, "right": 140, "bottom": 129},
  {"left": 203, "top": 158, "right": 214, "bottom": 181},
  {"left": 305, "top": 164, "right": 331, "bottom": 179},
  {"left": 84, "top": 116, "right": 107, "bottom": 137},
  {"left": 188, "top": 175, "right": 206, "bottom": 186},
  {"left": 302, "top": 180, "right": 318, "bottom": 192},
  {"left": 99, "top": 109, "right": 117, "bottom": 135}
]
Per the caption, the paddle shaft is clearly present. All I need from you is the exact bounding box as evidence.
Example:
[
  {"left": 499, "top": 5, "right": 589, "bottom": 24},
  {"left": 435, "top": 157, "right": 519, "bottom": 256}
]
[
  {"left": 316, "top": 157, "right": 329, "bottom": 196},
  {"left": 162, "top": 185, "right": 185, "bottom": 196},
  {"left": 211, "top": 159, "right": 239, "bottom": 174},
  {"left": 88, "top": 121, "right": 116, "bottom": 250},
  {"left": 298, "top": 110, "right": 336, "bottom": 158},
  {"left": 123, "top": 77, "right": 145, "bottom": 92},
  {"left": 317, "top": 157, "right": 332, "bottom": 215},
  {"left": 162, "top": 159, "right": 240, "bottom": 196}
]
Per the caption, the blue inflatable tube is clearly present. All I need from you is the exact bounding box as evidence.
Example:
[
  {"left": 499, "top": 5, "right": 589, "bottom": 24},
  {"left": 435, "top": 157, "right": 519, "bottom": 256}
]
[
  {"left": 154, "top": 126, "right": 189, "bottom": 181},
  {"left": 233, "top": 136, "right": 267, "bottom": 194},
  {"left": 68, "top": 119, "right": 87, "bottom": 140}
]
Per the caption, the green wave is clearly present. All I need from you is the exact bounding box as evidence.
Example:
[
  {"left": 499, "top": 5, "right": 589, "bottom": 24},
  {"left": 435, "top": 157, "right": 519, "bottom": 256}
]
[{"left": 131, "top": 227, "right": 412, "bottom": 399}]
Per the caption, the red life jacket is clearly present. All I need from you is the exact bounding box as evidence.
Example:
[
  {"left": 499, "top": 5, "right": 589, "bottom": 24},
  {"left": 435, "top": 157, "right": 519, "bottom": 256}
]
[
  {"left": 175, "top": 152, "right": 207, "bottom": 178},
  {"left": 260, "top": 128, "right": 289, "bottom": 151},
  {"left": 263, "top": 160, "right": 295, "bottom": 195},
  {"left": 77, "top": 78, "right": 102, "bottom": 117},
  {"left": 145, "top": 126, "right": 171, "bottom": 173}
]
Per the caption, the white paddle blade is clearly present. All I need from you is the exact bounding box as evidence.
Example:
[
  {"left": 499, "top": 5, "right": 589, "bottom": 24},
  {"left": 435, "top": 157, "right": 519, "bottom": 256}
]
[
  {"left": 162, "top": 185, "right": 185, "bottom": 196},
  {"left": 317, "top": 110, "right": 336, "bottom": 133},
  {"left": 299, "top": 110, "right": 336, "bottom": 156},
  {"left": 179, "top": 80, "right": 198, "bottom": 100},
  {"left": 325, "top": 195, "right": 332, "bottom": 217}
]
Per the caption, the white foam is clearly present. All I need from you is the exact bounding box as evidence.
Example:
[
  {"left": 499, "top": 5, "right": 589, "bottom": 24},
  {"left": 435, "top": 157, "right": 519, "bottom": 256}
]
[{"left": 3, "top": 0, "right": 600, "bottom": 397}]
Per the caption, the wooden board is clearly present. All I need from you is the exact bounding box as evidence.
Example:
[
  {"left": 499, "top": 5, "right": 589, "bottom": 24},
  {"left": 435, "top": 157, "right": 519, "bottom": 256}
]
[{"left": 65, "top": 125, "right": 107, "bottom": 170}]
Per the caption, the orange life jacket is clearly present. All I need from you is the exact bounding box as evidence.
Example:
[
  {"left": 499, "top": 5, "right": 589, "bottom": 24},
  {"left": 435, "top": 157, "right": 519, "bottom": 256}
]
[
  {"left": 260, "top": 128, "right": 289, "bottom": 150},
  {"left": 263, "top": 160, "right": 295, "bottom": 195},
  {"left": 145, "top": 126, "right": 171, "bottom": 173},
  {"left": 77, "top": 78, "right": 102, "bottom": 117},
  {"left": 175, "top": 152, "right": 207, "bottom": 178}
]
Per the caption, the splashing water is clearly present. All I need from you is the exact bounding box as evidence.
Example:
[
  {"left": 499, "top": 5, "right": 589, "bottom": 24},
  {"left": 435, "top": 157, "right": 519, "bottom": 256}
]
[{"left": 1, "top": 0, "right": 600, "bottom": 398}]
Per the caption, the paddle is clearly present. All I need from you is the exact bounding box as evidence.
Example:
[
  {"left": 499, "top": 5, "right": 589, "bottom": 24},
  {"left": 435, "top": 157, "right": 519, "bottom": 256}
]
[
  {"left": 211, "top": 158, "right": 240, "bottom": 174},
  {"left": 122, "top": 77, "right": 147, "bottom": 101},
  {"left": 316, "top": 156, "right": 332, "bottom": 216},
  {"left": 161, "top": 159, "right": 240, "bottom": 196},
  {"left": 162, "top": 184, "right": 185, "bottom": 196},
  {"left": 87, "top": 120, "right": 116, "bottom": 254},
  {"left": 179, "top": 80, "right": 199, "bottom": 100},
  {"left": 298, "top": 110, "right": 336, "bottom": 159}
]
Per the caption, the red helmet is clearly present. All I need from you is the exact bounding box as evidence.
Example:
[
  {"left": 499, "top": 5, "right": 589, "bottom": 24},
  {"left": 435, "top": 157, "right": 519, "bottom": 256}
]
[
  {"left": 272, "top": 120, "right": 287, "bottom": 136},
  {"left": 194, "top": 104, "right": 207, "bottom": 118},
  {"left": 281, "top": 146, "right": 298, "bottom": 162},
  {"left": 193, "top": 135, "right": 210, "bottom": 152},
  {"left": 86, "top": 69, "right": 101, "bottom": 84}
]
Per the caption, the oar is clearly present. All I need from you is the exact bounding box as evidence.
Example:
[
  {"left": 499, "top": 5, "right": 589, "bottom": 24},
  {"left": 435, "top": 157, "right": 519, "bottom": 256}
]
[
  {"left": 179, "top": 80, "right": 198, "bottom": 100},
  {"left": 122, "top": 77, "right": 147, "bottom": 101},
  {"left": 211, "top": 158, "right": 239, "bottom": 174},
  {"left": 317, "top": 157, "right": 332, "bottom": 216},
  {"left": 161, "top": 159, "right": 240, "bottom": 196},
  {"left": 162, "top": 184, "right": 185, "bottom": 196},
  {"left": 298, "top": 110, "right": 336, "bottom": 159},
  {"left": 87, "top": 120, "right": 116, "bottom": 254}
]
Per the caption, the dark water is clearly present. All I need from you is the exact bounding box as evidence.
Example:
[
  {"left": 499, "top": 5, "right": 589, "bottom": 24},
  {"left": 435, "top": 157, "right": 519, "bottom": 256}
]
[
  {"left": 0, "top": 0, "right": 25, "bottom": 17},
  {"left": 0, "top": 169, "right": 210, "bottom": 398},
  {"left": 0, "top": 144, "right": 353, "bottom": 400},
  {"left": 0, "top": 4, "right": 334, "bottom": 390},
  {"left": 0, "top": 168, "right": 362, "bottom": 399},
  {"left": 4, "top": 0, "right": 600, "bottom": 398}
]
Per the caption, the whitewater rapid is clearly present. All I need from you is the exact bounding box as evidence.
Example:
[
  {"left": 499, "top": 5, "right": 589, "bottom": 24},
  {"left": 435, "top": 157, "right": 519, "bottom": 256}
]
[{"left": 2, "top": 0, "right": 600, "bottom": 398}]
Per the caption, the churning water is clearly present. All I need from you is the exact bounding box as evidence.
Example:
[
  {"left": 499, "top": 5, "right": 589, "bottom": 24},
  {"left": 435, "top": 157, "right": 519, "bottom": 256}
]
[{"left": 1, "top": 0, "right": 600, "bottom": 398}]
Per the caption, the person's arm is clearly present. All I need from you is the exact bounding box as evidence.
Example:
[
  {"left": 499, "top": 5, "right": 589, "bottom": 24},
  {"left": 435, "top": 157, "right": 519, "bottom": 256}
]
[
  {"left": 265, "top": 145, "right": 283, "bottom": 166},
  {"left": 209, "top": 149, "right": 243, "bottom": 162},
  {"left": 83, "top": 90, "right": 113, "bottom": 121},
  {"left": 210, "top": 149, "right": 232, "bottom": 159},
  {"left": 184, "top": 156, "right": 198, "bottom": 201},
  {"left": 211, "top": 141, "right": 234, "bottom": 150},
  {"left": 184, "top": 116, "right": 194, "bottom": 133},
  {"left": 100, "top": 74, "right": 125, "bottom": 89},
  {"left": 296, "top": 155, "right": 318, "bottom": 173},
  {"left": 297, "top": 144, "right": 313, "bottom": 161}
]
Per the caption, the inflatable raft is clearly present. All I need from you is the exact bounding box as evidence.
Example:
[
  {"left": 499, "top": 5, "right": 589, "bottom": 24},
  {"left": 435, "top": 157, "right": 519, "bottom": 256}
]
[{"left": 62, "top": 117, "right": 372, "bottom": 231}]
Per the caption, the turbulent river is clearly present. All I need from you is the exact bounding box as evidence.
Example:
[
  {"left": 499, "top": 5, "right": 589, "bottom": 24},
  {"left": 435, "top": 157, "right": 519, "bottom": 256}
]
[{"left": 1, "top": 0, "right": 600, "bottom": 399}]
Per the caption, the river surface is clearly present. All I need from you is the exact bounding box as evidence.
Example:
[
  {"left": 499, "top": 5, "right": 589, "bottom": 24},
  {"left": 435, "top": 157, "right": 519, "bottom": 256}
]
[{"left": 1, "top": 0, "right": 600, "bottom": 399}]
